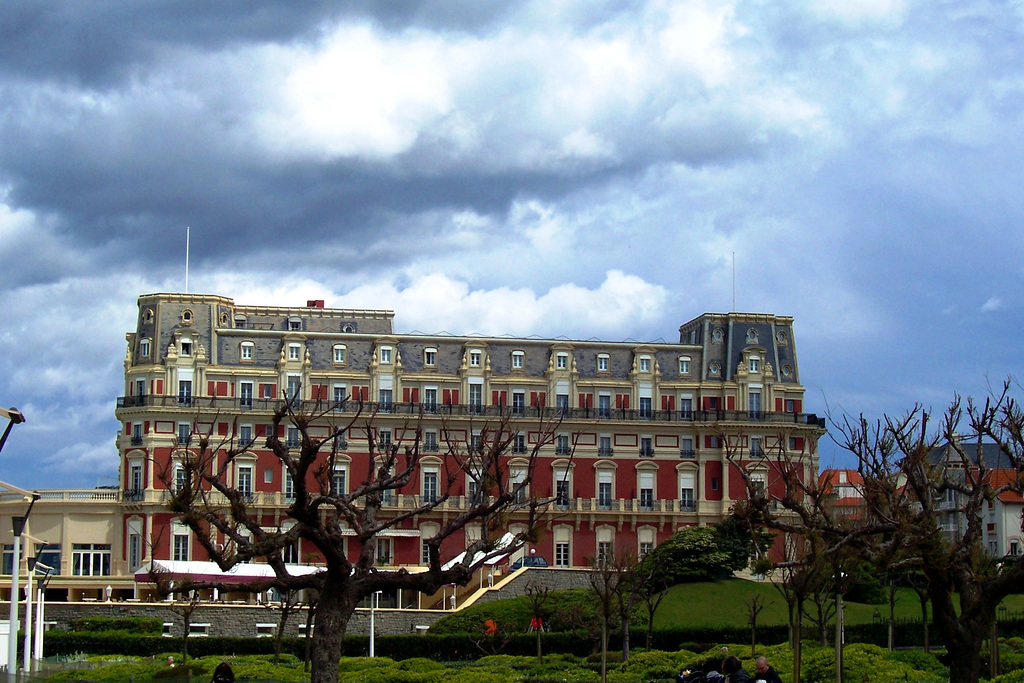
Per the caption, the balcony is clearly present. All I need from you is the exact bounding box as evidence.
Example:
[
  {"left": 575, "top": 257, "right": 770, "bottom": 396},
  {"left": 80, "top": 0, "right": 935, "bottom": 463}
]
[
  {"left": 116, "top": 396, "right": 826, "bottom": 429},
  {"left": 598, "top": 447, "right": 614, "bottom": 457},
  {"left": 122, "top": 489, "right": 144, "bottom": 502},
  {"left": 423, "top": 442, "right": 439, "bottom": 453},
  {"left": 555, "top": 445, "right": 572, "bottom": 455},
  {"left": 639, "top": 447, "right": 655, "bottom": 458},
  {"left": 679, "top": 449, "right": 696, "bottom": 459},
  {"left": 130, "top": 435, "right": 144, "bottom": 446},
  {"left": 678, "top": 499, "right": 696, "bottom": 512}
]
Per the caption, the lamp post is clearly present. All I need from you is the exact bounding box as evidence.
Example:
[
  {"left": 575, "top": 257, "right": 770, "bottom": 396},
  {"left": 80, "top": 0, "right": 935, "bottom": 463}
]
[
  {"left": 0, "top": 409, "right": 25, "bottom": 457},
  {"left": 32, "top": 564, "right": 52, "bottom": 664},
  {"left": 368, "top": 591, "right": 382, "bottom": 657},
  {"left": 6, "top": 490, "right": 38, "bottom": 683},
  {"left": 22, "top": 538, "right": 47, "bottom": 674}
]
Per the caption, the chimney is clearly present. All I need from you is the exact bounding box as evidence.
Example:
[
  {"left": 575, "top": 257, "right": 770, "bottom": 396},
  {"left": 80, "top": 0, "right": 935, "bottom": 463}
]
[{"left": 306, "top": 300, "right": 325, "bottom": 308}]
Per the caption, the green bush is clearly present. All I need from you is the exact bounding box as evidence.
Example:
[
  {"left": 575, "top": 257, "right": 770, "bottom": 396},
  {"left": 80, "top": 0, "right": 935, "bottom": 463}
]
[
  {"left": 47, "top": 662, "right": 156, "bottom": 682},
  {"left": 883, "top": 648, "right": 948, "bottom": 677},
  {"left": 69, "top": 617, "right": 164, "bottom": 634},
  {"left": 993, "top": 669, "right": 1024, "bottom": 683},
  {"left": 801, "top": 643, "right": 945, "bottom": 683}
]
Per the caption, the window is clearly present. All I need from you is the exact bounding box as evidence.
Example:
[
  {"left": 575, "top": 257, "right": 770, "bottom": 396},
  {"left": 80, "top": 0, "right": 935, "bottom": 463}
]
[
  {"left": 785, "top": 399, "right": 796, "bottom": 412},
  {"left": 333, "top": 385, "right": 347, "bottom": 409},
  {"left": 681, "top": 437, "right": 695, "bottom": 458},
  {"left": 379, "top": 389, "right": 393, "bottom": 411},
  {"left": 239, "top": 381, "right": 254, "bottom": 409},
  {"left": 748, "top": 356, "right": 760, "bottom": 373},
  {"left": 468, "top": 384, "right": 482, "bottom": 413},
  {"left": 749, "top": 390, "right": 762, "bottom": 417},
  {"left": 512, "top": 351, "right": 524, "bottom": 369},
  {"left": 469, "top": 350, "right": 481, "bottom": 367},
  {"left": 238, "top": 465, "right": 254, "bottom": 498},
  {"left": 680, "top": 397, "right": 693, "bottom": 420},
  {"left": 241, "top": 342, "right": 254, "bottom": 361},
  {"left": 597, "top": 541, "right": 612, "bottom": 566},
  {"left": 424, "top": 348, "right": 437, "bottom": 367},
  {"left": 678, "top": 356, "right": 690, "bottom": 375},
  {"left": 512, "top": 391, "right": 525, "bottom": 415},
  {"left": 556, "top": 352, "right": 568, "bottom": 370},
  {"left": 333, "top": 344, "right": 347, "bottom": 365},
  {"left": 257, "top": 623, "right": 278, "bottom": 638},
  {"left": 598, "top": 471, "right": 613, "bottom": 509},
  {"left": 129, "top": 463, "right": 144, "bottom": 496},
  {"left": 1012, "top": 541, "right": 1020, "bottom": 557},
  {"left": 639, "top": 397, "right": 652, "bottom": 419},
  {"left": 288, "top": 317, "right": 301, "bottom": 331},
  {"left": 423, "top": 469, "right": 439, "bottom": 503},
  {"left": 286, "top": 375, "right": 301, "bottom": 407},
  {"left": 555, "top": 542, "right": 570, "bottom": 568},
  {"left": 424, "top": 430, "right": 438, "bottom": 452},
  {"left": 177, "top": 422, "right": 191, "bottom": 446},
  {"left": 511, "top": 469, "right": 527, "bottom": 504},
  {"left": 599, "top": 436, "right": 612, "bottom": 457},
  {"left": 378, "top": 429, "right": 392, "bottom": 448},
  {"left": 72, "top": 544, "right": 111, "bottom": 576},
  {"left": 708, "top": 435, "right": 722, "bottom": 449},
  {"left": 288, "top": 343, "right": 301, "bottom": 361},
  {"left": 128, "top": 532, "right": 142, "bottom": 572},
  {"left": 640, "top": 541, "right": 653, "bottom": 557},
  {"left": 556, "top": 435, "right": 570, "bottom": 455},
  {"left": 597, "top": 354, "right": 609, "bottom": 372},
  {"left": 376, "top": 538, "right": 393, "bottom": 565},
  {"left": 750, "top": 472, "right": 766, "bottom": 495},
  {"left": 751, "top": 437, "right": 764, "bottom": 457},
  {"left": 421, "top": 539, "right": 432, "bottom": 565},
  {"left": 639, "top": 355, "right": 651, "bottom": 372},
  {"left": 131, "top": 422, "right": 143, "bottom": 445},
  {"left": 640, "top": 437, "right": 654, "bottom": 457},
  {"left": 238, "top": 424, "right": 253, "bottom": 447},
  {"left": 174, "top": 464, "right": 189, "bottom": 493},
  {"left": 180, "top": 340, "right": 192, "bottom": 356},
  {"left": 711, "top": 477, "right": 720, "bottom": 491},
  {"left": 134, "top": 378, "right": 146, "bottom": 399},
  {"left": 556, "top": 393, "right": 569, "bottom": 415},
  {"left": 556, "top": 479, "right": 570, "bottom": 508},
  {"left": 679, "top": 472, "right": 695, "bottom": 511},
  {"left": 379, "top": 346, "right": 392, "bottom": 364},
  {"left": 178, "top": 380, "right": 193, "bottom": 406},
  {"left": 285, "top": 473, "right": 295, "bottom": 500},
  {"left": 639, "top": 472, "right": 654, "bottom": 510},
  {"left": 513, "top": 433, "right": 526, "bottom": 454},
  {"left": 424, "top": 387, "right": 438, "bottom": 412},
  {"left": 331, "top": 466, "right": 348, "bottom": 493},
  {"left": 598, "top": 394, "right": 611, "bottom": 418},
  {"left": 286, "top": 426, "right": 300, "bottom": 448},
  {"left": 140, "top": 338, "right": 151, "bottom": 358},
  {"left": 470, "top": 432, "right": 482, "bottom": 452}
]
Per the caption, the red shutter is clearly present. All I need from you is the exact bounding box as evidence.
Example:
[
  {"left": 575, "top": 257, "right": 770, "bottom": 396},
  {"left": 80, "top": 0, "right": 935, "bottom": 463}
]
[
  {"left": 705, "top": 435, "right": 714, "bottom": 449},
  {"left": 216, "top": 381, "right": 228, "bottom": 396},
  {"left": 320, "top": 386, "right": 329, "bottom": 400},
  {"left": 256, "top": 425, "right": 265, "bottom": 437},
  {"left": 452, "top": 389, "right": 460, "bottom": 404},
  {"left": 793, "top": 437, "right": 805, "bottom": 450},
  {"left": 666, "top": 395, "right": 675, "bottom": 411},
  {"left": 492, "top": 391, "right": 500, "bottom": 405},
  {"left": 702, "top": 397, "right": 712, "bottom": 410},
  {"left": 794, "top": 399, "right": 802, "bottom": 413},
  {"left": 278, "top": 424, "right": 285, "bottom": 437},
  {"left": 615, "top": 395, "right": 623, "bottom": 409},
  {"left": 207, "top": 381, "right": 215, "bottom": 395},
  {"left": 443, "top": 389, "right": 452, "bottom": 405},
  {"left": 144, "top": 421, "right": 149, "bottom": 432},
  {"left": 403, "top": 388, "right": 411, "bottom": 403},
  {"left": 727, "top": 396, "right": 735, "bottom": 410},
  {"left": 579, "top": 394, "right": 587, "bottom": 409},
  {"left": 775, "top": 398, "right": 784, "bottom": 412},
  {"left": 530, "top": 392, "right": 539, "bottom": 407},
  {"left": 217, "top": 423, "right": 228, "bottom": 436},
  {"left": 621, "top": 395, "right": 629, "bottom": 410},
  {"left": 411, "top": 388, "right": 420, "bottom": 403},
  {"left": 156, "top": 379, "right": 164, "bottom": 395},
  {"left": 498, "top": 390, "right": 506, "bottom": 405},
  {"left": 587, "top": 394, "right": 593, "bottom": 408}
]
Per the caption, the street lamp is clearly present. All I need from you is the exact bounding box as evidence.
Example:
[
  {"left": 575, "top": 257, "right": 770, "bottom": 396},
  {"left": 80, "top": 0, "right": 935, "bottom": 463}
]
[
  {"left": 0, "top": 409, "right": 25, "bottom": 457},
  {"left": 6, "top": 488, "right": 39, "bottom": 683},
  {"left": 369, "top": 591, "right": 382, "bottom": 657},
  {"left": 22, "top": 537, "right": 47, "bottom": 674},
  {"left": 32, "top": 563, "right": 52, "bottom": 665}
]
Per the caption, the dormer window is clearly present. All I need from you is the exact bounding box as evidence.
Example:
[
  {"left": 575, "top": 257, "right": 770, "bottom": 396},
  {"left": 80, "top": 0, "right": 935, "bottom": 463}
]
[
  {"left": 380, "top": 346, "right": 393, "bottom": 364},
  {"left": 511, "top": 351, "right": 525, "bottom": 370},
  {"left": 181, "top": 309, "right": 193, "bottom": 324},
  {"left": 240, "top": 341, "right": 254, "bottom": 361},
  {"left": 424, "top": 348, "right": 437, "bottom": 367},
  {"left": 748, "top": 356, "right": 760, "bottom": 373},
  {"left": 288, "top": 317, "right": 302, "bottom": 331},
  {"left": 180, "top": 341, "right": 192, "bottom": 357},
  {"left": 234, "top": 315, "right": 247, "bottom": 328},
  {"left": 639, "top": 355, "right": 651, "bottom": 372},
  {"left": 288, "top": 343, "right": 301, "bottom": 361},
  {"left": 556, "top": 352, "right": 568, "bottom": 370},
  {"left": 469, "top": 350, "right": 481, "bottom": 367},
  {"left": 143, "top": 308, "right": 154, "bottom": 323},
  {"left": 140, "top": 338, "right": 151, "bottom": 358},
  {"left": 678, "top": 356, "right": 691, "bottom": 375},
  {"left": 597, "top": 354, "right": 609, "bottom": 372},
  {"left": 333, "top": 344, "right": 347, "bottom": 365}
]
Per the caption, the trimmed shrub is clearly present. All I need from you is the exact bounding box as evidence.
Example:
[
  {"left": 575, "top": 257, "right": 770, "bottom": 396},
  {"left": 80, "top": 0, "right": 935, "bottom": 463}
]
[{"left": 69, "top": 617, "right": 163, "bottom": 634}]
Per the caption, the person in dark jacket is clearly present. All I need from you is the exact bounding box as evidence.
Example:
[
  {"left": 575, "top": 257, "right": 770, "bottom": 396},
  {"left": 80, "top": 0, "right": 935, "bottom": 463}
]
[
  {"left": 212, "top": 662, "right": 235, "bottom": 683},
  {"left": 722, "top": 656, "right": 752, "bottom": 683},
  {"left": 754, "top": 656, "right": 783, "bottom": 683}
]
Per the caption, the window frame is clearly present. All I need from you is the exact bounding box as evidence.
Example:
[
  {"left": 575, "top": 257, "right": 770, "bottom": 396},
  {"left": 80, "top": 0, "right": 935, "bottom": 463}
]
[
  {"left": 240, "top": 341, "right": 254, "bottom": 362},
  {"left": 333, "top": 344, "right": 347, "bottom": 365}
]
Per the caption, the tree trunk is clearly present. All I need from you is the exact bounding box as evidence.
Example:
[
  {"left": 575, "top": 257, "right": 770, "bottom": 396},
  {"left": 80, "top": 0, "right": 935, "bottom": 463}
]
[
  {"left": 621, "top": 618, "right": 630, "bottom": 661},
  {"left": 793, "top": 604, "right": 802, "bottom": 683},
  {"left": 600, "top": 616, "right": 607, "bottom": 683},
  {"left": 834, "top": 593, "right": 843, "bottom": 683},
  {"left": 536, "top": 625, "right": 543, "bottom": 664},
  {"left": 309, "top": 576, "right": 357, "bottom": 683},
  {"left": 919, "top": 594, "right": 929, "bottom": 654},
  {"left": 888, "top": 588, "right": 895, "bottom": 651},
  {"left": 303, "top": 605, "right": 315, "bottom": 672}
]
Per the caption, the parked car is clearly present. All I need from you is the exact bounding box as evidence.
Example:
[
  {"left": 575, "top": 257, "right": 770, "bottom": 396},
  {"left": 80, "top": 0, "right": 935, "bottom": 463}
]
[{"left": 510, "top": 555, "right": 549, "bottom": 570}]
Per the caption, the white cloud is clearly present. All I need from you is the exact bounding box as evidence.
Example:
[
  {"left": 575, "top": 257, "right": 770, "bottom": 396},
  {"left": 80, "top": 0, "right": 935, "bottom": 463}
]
[{"left": 981, "top": 297, "right": 1003, "bottom": 313}]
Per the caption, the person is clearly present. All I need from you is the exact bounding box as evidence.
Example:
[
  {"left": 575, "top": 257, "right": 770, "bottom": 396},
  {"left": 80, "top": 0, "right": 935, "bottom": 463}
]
[
  {"left": 721, "top": 655, "right": 752, "bottom": 683},
  {"left": 754, "top": 656, "right": 783, "bottom": 683},
  {"left": 212, "top": 662, "right": 235, "bottom": 683}
]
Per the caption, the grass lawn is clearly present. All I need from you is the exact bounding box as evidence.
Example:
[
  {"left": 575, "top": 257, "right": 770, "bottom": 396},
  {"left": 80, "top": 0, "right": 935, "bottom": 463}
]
[{"left": 653, "top": 578, "right": 1024, "bottom": 629}]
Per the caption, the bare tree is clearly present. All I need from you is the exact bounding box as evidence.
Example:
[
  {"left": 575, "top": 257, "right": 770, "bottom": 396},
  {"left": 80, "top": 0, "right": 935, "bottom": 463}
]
[
  {"left": 162, "top": 396, "right": 560, "bottom": 683},
  {"left": 587, "top": 555, "right": 617, "bottom": 683},
  {"left": 735, "top": 382, "right": 1024, "bottom": 683},
  {"left": 745, "top": 593, "right": 770, "bottom": 658},
  {"left": 167, "top": 589, "right": 202, "bottom": 665},
  {"left": 523, "top": 582, "right": 552, "bottom": 663}
]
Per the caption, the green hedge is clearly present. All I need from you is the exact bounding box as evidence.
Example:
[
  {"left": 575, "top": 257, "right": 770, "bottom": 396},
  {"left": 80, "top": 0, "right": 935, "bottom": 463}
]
[{"left": 68, "top": 616, "right": 164, "bottom": 633}]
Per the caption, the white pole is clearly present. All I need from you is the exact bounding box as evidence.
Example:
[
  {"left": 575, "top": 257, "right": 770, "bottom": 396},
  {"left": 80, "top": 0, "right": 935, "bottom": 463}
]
[
  {"left": 185, "top": 226, "right": 190, "bottom": 294},
  {"left": 33, "top": 588, "right": 43, "bottom": 662},
  {"left": 6, "top": 535, "right": 20, "bottom": 682},
  {"left": 21, "top": 568, "right": 32, "bottom": 673},
  {"left": 369, "top": 593, "right": 376, "bottom": 657}
]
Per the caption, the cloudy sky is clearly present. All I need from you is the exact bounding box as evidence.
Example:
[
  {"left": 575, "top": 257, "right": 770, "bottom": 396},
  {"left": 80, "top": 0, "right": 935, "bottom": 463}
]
[{"left": 1, "top": 0, "right": 1022, "bottom": 488}]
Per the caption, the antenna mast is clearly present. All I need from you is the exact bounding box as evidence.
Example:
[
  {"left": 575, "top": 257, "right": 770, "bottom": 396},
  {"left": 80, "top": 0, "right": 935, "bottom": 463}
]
[{"left": 732, "top": 251, "right": 736, "bottom": 312}]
